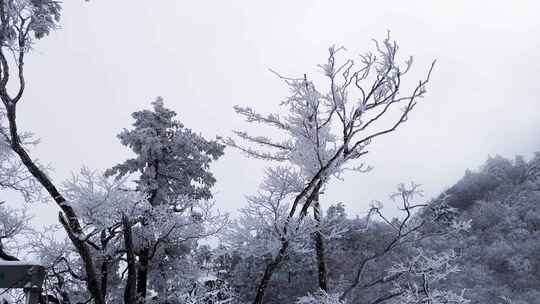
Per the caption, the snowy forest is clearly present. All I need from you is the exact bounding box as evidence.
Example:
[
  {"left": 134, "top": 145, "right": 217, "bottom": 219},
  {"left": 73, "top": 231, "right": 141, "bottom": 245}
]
[{"left": 0, "top": 1, "right": 539, "bottom": 304}]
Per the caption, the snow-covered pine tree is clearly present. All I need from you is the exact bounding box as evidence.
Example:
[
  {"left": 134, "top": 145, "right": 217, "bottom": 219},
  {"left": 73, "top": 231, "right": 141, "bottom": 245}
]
[{"left": 105, "top": 99, "right": 226, "bottom": 304}]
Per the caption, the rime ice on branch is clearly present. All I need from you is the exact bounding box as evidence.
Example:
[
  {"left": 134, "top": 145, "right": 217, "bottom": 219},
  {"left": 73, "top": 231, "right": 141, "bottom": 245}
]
[{"left": 226, "top": 33, "right": 435, "bottom": 304}]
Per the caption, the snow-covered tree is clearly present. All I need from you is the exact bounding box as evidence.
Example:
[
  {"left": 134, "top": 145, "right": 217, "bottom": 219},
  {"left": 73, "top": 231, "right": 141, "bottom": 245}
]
[
  {"left": 387, "top": 249, "right": 468, "bottom": 304},
  {"left": 223, "top": 181, "right": 469, "bottom": 304},
  {"left": 21, "top": 106, "right": 228, "bottom": 304},
  {"left": 0, "top": 2, "right": 109, "bottom": 303},
  {"left": 104, "top": 99, "right": 227, "bottom": 304},
  {"left": 0, "top": 130, "right": 42, "bottom": 202},
  {"left": 323, "top": 183, "right": 469, "bottom": 303},
  {"left": 0, "top": 131, "right": 39, "bottom": 262},
  {"left": 0, "top": 202, "right": 29, "bottom": 261},
  {"left": 105, "top": 98, "right": 225, "bottom": 207},
  {"left": 421, "top": 154, "right": 540, "bottom": 303},
  {"left": 25, "top": 226, "right": 89, "bottom": 304},
  {"left": 296, "top": 290, "right": 344, "bottom": 304},
  {"left": 227, "top": 33, "right": 435, "bottom": 303},
  {"left": 180, "top": 276, "right": 240, "bottom": 304}
]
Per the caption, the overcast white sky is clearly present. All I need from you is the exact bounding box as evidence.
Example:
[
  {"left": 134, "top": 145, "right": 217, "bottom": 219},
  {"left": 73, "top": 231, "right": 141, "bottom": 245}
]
[{"left": 11, "top": 0, "right": 540, "bottom": 225}]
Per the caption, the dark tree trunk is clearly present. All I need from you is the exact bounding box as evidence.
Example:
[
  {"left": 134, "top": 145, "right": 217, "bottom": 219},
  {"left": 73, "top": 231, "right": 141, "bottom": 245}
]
[
  {"left": 100, "top": 230, "right": 110, "bottom": 297},
  {"left": 58, "top": 215, "right": 105, "bottom": 304},
  {"left": 134, "top": 179, "right": 159, "bottom": 304},
  {"left": 136, "top": 248, "right": 150, "bottom": 304},
  {"left": 252, "top": 240, "right": 289, "bottom": 304},
  {"left": 123, "top": 215, "right": 137, "bottom": 304},
  {"left": 3, "top": 101, "right": 105, "bottom": 304},
  {"left": 312, "top": 194, "right": 328, "bottom": 292},
  {"left": 252, "top": 181, "right": 323, "bottom": 304}
]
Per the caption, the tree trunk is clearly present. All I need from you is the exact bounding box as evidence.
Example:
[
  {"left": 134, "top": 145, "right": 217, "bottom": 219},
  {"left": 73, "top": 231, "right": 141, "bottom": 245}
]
[
  {"left": 134, "top": 179, "right": 159, "bottom": 304},
  {"left": 100, "top": 230, "right": 110, "bottom": 297},
  {"left": 123, "top": 215, "right": 137, "bottom": 304},
  {"left": 136, "top": 248, "right": 150, "bottom": 304},
  {"left": 59, "top": 214, "right": 105, "bottom": 304},
  {"left": 252, "top": 240, "right": 288, "bottom": 304},
  {"left": 4, "top": 102, "right": 105, "bottom": 304},
  {"left": 252, "top": 181, "right": 323, "bottom": 304},
  {"left": 312, "top": 194, "right": 328, "bottom": 292},
  {"left": 100, "top": 259, "right": 108, "bottom": 297}
]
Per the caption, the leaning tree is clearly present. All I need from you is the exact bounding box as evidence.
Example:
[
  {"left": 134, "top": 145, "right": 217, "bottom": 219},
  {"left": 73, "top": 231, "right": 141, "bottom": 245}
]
[
  {"left": 227, "top": 34, "right": 435, "bottom": 303},
  {"left": 0, "top": 2, "right": 107, "bottom": 303}
]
